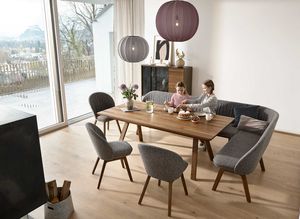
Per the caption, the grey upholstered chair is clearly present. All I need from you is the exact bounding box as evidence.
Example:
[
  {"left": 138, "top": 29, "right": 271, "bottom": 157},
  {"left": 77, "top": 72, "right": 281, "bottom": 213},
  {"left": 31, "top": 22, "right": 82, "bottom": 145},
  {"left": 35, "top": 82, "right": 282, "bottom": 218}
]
[
  {"left": 85, "top": 122, "right": 133, "bottom": 189},
  {"left": 142, "top": 90, "right": 173, "bottom": 104},
  {"left": 138, "top": 144, "right": 188, "bottom": 217},
  {"left": 212, "top": 108, "right": 279, "bottom": 202},
  {"left": 89, "top": 92, "right": 121, "bottom": 136}
]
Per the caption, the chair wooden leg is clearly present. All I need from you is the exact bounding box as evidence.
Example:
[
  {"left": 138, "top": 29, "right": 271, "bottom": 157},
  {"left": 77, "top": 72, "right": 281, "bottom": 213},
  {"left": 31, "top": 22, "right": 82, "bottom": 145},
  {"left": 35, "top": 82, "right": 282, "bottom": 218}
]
[
  {"left": 92, "top": 157, "right": 100, "bottom": 174},
  {"left": 158, "top": 180, "right": 161, "bottom": 186},
  {"left": 97, "top": 160, "right": 107, "bottom": 189},
  {"left": 200, "top": 140, "right": 206, "bottom": 151},
  {"left": 241, "top": 175, "right": 251, "bottom": 203},
  {"left": 181, "top": 174, "right": 188, "bottom": 195},
  {"left": 168, "top": 182, "right": 173, "bottom": 217},
  {"left": 107, "top": 121, "right": 110, "bottom": 130},
  {"left": 103, "top": 122, "right": 106, "bottom": 136},
  {"left": 137, "top": 125, "right": 143, "bottom": 142},
  {"left": 136, "top": 126, "right": 139, "bottom": 135},
  {"left": 260, "top": 158, "right": 265, "bottom": 172},
  {"left": 123, "top": 157, "right": 133, "bottom": 182},
  {"left": 205, "top": 140, "right": 214, "bottom": 161},
  {"left": 121, "top": 159, "right": 125, "bottom": 168},
  {"left": 138, "top": 175, "right": 151, "bottom": 205},
  {"left": 116, "top": 120, "right": 122, "bottom": 134},
  {"left": 212, "top": 168, "right": 224, "bottom": 191}
]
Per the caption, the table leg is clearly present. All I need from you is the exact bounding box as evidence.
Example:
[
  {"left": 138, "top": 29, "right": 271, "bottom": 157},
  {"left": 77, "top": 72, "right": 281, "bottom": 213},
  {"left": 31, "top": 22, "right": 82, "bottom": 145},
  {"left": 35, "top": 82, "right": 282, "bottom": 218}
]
[
  {"left": 191, "top": 138, "right": 198, "bottom": 180},
  {"left": 137, "top": 125, "right": 143, "bottom": 142},
  {"left": 205, "top": 140, "right": 214, "bottom": 161},
  {"left": 119, "top": 122, "right": 129, "bottom": 141}
]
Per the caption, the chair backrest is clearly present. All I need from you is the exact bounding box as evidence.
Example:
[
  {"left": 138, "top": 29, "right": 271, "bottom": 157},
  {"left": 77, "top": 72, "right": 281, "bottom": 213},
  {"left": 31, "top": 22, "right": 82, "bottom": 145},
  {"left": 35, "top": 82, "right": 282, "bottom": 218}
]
[
  {"left": 234, "top": 107, "right": 279, "bottom": 175},
  {"left": 142, "top": 91, "right": 173, "bottom": 105},
  {"left": 89, "top": 92, "right": 115, "bottom": 118},
  {"left": 138, "top": 144, "right": 188, "bottom": 182},
  {"left": 85, "top": 122, "right": 113, "bottom": 160}
]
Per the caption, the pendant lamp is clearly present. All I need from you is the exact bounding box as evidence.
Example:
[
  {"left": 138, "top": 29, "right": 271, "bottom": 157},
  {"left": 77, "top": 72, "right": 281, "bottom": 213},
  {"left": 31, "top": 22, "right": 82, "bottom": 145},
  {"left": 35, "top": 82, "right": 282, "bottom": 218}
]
[
  {"left": 118, "top": 0, "right": 149, "bottom": 63},
  {"left": 156, "top": 0, "right": 199, "bottom": 42},
  {"left": 118, "top": 36, "right": 149, "bottom": 63}
]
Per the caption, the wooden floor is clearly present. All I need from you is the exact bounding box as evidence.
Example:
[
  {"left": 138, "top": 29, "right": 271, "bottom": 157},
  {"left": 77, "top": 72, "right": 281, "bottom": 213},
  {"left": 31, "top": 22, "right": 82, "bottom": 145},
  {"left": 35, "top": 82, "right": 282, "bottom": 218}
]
[{"left": 31, "top": 118, "right": 300, "bottom": 218}]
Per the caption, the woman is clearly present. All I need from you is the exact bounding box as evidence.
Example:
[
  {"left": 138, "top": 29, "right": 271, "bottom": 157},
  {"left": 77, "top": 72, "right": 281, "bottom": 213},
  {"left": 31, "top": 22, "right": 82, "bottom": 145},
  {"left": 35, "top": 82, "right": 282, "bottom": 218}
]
[
  {"left": 179, "top": 79, "right": 218, "bottom": 149},
  {"left": 178, "top": 79, "right": 218, "bottom": 114}
]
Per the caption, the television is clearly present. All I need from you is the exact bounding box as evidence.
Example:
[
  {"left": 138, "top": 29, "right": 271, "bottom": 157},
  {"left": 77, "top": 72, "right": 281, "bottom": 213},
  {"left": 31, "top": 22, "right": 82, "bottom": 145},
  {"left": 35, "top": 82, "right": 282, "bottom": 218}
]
[{"left": 0, "top": 106, "right": 47, "bottom": 219}]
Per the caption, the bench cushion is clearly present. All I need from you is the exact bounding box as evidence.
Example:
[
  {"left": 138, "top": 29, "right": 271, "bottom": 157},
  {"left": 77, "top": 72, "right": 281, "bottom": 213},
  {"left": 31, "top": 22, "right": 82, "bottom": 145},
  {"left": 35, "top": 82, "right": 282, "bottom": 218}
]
[
  {"left": 237, "top": 115, "right": 269, "bottom": 134},
  {"left": 233, "top": 105, "right": 259, "bottom": 127},
  {"left": 218, "top": 123, "right": 238, "bottom": 139},
  {"left": 213, "top": 131, "right": 261, "bottom": 172}
]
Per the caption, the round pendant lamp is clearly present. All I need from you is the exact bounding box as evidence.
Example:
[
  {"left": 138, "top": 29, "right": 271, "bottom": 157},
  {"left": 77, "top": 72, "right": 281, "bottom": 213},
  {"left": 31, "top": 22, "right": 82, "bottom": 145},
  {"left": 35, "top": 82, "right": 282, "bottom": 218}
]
[
  {"left": 156, "top": 0, "right": 199, "bottom": 42},
  {"left": 118, "top": 0, "right": 149, "bottom": 63},
  {"left": 118, "top": 36, "right": 149, "bottom": 63}
]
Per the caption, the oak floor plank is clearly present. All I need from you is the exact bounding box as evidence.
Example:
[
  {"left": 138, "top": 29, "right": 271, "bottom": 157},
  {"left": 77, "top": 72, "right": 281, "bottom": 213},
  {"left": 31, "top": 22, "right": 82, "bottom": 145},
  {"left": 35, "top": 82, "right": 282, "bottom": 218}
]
[{"left": 30, "top": 118, "right": 300, "bottom": 218}]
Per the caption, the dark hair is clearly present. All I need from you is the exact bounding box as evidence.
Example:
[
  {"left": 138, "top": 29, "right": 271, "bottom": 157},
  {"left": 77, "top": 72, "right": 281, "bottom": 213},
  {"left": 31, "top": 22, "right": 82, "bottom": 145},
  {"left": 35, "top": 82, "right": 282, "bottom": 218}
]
[
  {"left": 175, "top": 81, "right": 188, "bottom": 95},
  {"left": 176, "top": 81, "right": 186, "bottom": 88},
  {"left": 203, "top": 79, "right": 214, "bottom": 94}
]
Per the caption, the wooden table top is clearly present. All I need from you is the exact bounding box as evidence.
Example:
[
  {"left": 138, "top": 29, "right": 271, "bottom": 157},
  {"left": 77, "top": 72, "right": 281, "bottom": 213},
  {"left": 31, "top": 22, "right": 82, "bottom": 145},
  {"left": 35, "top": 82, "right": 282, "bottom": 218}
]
[{"left": 99, "top": 102, "right": 234, "bottom": 141}]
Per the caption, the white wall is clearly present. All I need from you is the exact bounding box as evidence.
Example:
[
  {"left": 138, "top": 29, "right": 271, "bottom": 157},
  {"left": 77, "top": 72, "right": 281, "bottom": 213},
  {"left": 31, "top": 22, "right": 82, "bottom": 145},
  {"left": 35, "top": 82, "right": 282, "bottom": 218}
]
[
  {"left": 93, "top": 6, "right": 113, "bottom": 93},
  {"left": 144, "top": 0, "right": 300, "bottom": 134}
]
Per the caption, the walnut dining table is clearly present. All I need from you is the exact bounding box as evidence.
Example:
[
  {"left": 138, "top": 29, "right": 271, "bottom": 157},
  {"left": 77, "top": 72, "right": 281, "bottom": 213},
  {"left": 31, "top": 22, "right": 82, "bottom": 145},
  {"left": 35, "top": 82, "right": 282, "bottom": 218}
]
[{"left": 98, "top": 102, "right": 233, "bottom": 180}]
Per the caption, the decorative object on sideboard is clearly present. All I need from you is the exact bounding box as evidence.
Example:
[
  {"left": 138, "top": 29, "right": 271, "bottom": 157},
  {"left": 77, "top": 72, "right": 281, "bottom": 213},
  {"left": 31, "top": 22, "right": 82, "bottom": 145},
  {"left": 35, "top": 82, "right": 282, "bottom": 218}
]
[
  {"left": 119, "top": 83, "right": 139, "bottom": 110},
  {"left": 176, "top": 49, "right": 185, "bottom": 68},
  {"left": 153, "top": 35, "right": 170, "bottom": 65},
  {"left": 156, "top": 0, "right": 199, "bottom": 42},
  {"left": 169, "top": 41, "right": 175, "bottom": 66},
  {"left": 118, "top": 0, "right": 149, "bottom": 62}
]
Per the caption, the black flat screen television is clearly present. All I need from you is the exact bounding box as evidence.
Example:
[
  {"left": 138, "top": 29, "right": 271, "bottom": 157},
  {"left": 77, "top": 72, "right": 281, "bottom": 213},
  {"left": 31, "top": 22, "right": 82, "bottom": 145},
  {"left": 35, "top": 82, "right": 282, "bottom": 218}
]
[{"left": 0, "top": 107, "right": 47, "bottom": 219}]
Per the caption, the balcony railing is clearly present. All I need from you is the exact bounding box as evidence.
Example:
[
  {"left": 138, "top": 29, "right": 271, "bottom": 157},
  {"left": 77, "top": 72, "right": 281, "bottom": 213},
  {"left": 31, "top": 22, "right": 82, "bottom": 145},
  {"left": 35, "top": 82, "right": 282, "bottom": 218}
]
[{"left": 0, "top": 56, "right": 95, "bottom": 96}]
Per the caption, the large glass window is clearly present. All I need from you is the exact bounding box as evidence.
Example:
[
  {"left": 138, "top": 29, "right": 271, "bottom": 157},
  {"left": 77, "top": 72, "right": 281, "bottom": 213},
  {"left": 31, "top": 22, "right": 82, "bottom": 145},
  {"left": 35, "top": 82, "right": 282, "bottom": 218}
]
[
  {"left": 0, "top": 0, "right": 59, "bottom": 129},
  {"left": 0, "top": 0, "right": 115, "bottom": 129}
]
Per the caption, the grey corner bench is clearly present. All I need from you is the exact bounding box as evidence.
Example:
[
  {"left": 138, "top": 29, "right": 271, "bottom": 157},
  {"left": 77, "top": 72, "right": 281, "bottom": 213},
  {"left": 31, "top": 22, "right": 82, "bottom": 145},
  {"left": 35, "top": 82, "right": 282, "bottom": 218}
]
[{"left": 142, "top": 90, "right": 279, "bottom": 203}]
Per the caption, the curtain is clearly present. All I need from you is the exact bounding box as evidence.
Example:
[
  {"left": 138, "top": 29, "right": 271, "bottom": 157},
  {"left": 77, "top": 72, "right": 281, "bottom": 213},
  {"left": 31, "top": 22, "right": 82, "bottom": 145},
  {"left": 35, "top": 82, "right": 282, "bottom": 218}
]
[{"left": 114, "top": 0, "right": 145, "bottom": 103}]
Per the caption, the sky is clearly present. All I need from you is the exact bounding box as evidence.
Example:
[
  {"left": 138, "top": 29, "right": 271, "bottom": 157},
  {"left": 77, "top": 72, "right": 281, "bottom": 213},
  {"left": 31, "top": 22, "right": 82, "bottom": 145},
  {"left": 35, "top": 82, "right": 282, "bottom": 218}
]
[
  {"left": 0, "top": 0, "right": 74, "bottom": 38},
  {"left": 0, "top": 0, "right": 46, "bottom": 37}
]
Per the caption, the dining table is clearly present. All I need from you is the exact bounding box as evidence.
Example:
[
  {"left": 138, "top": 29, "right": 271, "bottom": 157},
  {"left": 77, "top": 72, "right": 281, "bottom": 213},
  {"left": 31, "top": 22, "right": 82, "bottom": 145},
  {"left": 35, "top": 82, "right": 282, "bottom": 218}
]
[{"left": 98, "top": 101, "right": 233, "bottom": 180}]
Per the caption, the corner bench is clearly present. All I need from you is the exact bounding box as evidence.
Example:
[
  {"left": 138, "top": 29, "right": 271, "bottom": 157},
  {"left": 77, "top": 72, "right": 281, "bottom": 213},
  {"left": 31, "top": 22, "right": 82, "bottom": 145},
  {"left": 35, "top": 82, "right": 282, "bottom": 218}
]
[{"left": 143, "top": 91, "right": 279, "bottom": 202}]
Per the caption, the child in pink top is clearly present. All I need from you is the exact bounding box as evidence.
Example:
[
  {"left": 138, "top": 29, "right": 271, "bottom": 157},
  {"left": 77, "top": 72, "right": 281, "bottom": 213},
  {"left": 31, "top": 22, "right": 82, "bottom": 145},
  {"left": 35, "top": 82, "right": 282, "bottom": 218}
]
[{"left": 165, "top": 81, "right": 190, "bottom": 107}]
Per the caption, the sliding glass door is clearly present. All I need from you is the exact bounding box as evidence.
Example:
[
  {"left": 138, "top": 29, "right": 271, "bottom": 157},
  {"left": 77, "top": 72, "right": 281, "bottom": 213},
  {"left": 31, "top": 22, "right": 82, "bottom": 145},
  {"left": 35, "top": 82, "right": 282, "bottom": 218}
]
[{"left": 56, "top": 0, "right": 115, "bottom": 120}]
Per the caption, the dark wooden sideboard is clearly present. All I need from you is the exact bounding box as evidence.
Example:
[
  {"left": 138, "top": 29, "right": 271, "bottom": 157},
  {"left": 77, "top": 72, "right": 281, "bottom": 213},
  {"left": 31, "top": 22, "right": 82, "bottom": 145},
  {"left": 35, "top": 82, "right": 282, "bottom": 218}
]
[{"left": 141, "top": 65, "right": 192, "bottom": 95}]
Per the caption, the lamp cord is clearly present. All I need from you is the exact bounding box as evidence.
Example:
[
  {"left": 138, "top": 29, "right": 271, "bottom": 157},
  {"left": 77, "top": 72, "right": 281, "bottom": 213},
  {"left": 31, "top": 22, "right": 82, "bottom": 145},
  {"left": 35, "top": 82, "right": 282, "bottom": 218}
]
[{"left": 131, "top": 0, "right": 134, "bottom": 36}]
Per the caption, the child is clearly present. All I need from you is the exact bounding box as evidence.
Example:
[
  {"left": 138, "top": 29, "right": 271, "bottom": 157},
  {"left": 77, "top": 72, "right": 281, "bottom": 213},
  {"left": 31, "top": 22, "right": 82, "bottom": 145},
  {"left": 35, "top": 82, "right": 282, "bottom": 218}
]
[{"left": 165, "top": 81, "right": 190, "bottom": 108}]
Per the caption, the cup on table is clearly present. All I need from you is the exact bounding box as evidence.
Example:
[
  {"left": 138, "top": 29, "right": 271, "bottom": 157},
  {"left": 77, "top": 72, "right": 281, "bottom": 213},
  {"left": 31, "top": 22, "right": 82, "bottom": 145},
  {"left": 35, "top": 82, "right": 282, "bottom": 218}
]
[
  {"left": 205, "top": 113, "right": 213, "bottom": 121},
  {"left": 167, "top": 107, "right": 174, "bottom": 114},
  {"left": 146, "top": 100, "right": 154, "bottom": 113}
]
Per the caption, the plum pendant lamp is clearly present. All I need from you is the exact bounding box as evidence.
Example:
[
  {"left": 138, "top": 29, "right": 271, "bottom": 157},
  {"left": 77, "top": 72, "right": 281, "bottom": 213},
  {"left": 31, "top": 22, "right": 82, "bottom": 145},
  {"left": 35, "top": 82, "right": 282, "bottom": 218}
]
[
  {"left": 118, "top": 0, "right": 149, "bottom": 62},
  {"left": 156, "top": 0, "right": 199, "bottom": 42}
]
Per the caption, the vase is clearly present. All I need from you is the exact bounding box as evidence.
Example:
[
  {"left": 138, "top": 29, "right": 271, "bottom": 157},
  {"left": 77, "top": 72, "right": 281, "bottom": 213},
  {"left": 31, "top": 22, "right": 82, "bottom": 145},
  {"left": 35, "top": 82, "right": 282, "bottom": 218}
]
[
  {"left": 176, "top": 58, "right": 185, "bottom": 68},
  {"left": 126, "top": 99, "right": 134, "bottom": 110}
]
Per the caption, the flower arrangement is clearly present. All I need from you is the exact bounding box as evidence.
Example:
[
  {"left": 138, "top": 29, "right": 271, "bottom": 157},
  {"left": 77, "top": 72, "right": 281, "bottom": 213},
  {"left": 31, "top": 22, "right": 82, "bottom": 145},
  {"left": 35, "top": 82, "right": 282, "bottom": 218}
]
[{"left": 119, "top": 84, "right": 139, "bottom": 100}]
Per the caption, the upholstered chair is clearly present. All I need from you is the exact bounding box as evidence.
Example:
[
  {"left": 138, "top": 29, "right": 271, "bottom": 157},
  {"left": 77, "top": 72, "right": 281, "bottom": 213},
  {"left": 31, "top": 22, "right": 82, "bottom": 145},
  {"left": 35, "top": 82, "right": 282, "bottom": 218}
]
[
  {"left": 89, "top": 92, "right": 121, "bottom": 136},
  {"left": 85, "top": 122, "right": 133, "bottom": 189},
  {"left": 138, "top": 144, "right": 188, "bottom": 217}
]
